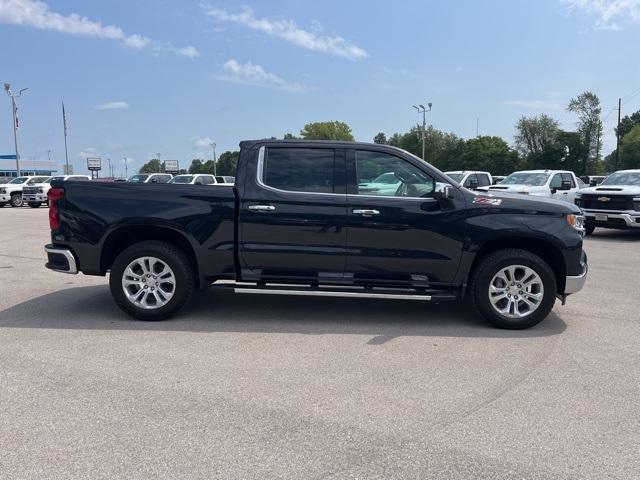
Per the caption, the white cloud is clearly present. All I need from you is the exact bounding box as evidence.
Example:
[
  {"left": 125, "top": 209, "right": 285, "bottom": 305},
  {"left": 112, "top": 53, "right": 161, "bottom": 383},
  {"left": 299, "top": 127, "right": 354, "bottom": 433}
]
[
  {"left": 202, "top": 5, "right": 368, "bottom": 60},
  {"left": 563, "top": 0, "right": 640, "bottom": 29},
  {"left": 0, "top": 0, "right": 199, "bottom": 57},
  {"left": 193, "top": 136, "right": 214, "bottom": 148},
  {"left": 95, "top": 101, "right": 129, "bottom": 110},
  {"left": 216, "top": 59, "right": 312, "bottom": 93},
  {"left": 77, "top": 147, "right": 96, "bottom": 159},
  {"left": 502, "top": 100, "right": 564, "bottom": 110}
]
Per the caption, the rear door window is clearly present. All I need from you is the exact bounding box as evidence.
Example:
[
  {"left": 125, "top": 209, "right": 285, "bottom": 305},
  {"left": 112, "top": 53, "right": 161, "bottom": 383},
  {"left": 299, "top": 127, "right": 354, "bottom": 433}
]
[
  {"left": 477, "top": 174, "right": 491, "bottom": 187},
  {"left": 263, "top": 148, "right": 336, "bottom": 194}
]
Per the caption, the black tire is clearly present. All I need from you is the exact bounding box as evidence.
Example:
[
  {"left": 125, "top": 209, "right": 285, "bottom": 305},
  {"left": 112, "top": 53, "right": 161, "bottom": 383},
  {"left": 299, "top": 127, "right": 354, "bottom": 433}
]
[
  {"left": 584, "top": 223, "right": 595, "bottom": 236},
  {"left": 10, "top": 193, "right": 23, "bottom": 207},
  {"left": 470, "top": 248, "right": 557, "bottom": 329},
  {"left": 0, "top": 203, "right": 6, "bottom": 208},
  {"left": 109, "top": 241, "right": 195, "bottom": 320},
  {"left": 28, "top": 202, "right": 41, "bottom": 208}
]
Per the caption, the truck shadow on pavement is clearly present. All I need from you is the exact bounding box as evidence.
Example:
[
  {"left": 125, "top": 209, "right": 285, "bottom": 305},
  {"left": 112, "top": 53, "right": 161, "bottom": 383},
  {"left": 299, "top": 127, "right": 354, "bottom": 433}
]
[
  {"left": 585, "top": 230, "right": 640, "bottom": 242},
  {"left": 0, "top": 285, "right": 567, "bottom": 342}
]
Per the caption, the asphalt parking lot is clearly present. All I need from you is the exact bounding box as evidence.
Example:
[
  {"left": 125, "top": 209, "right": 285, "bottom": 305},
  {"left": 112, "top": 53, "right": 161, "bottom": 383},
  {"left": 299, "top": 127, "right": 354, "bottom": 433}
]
[{"left": 1, "top": 207, "right": 639, "bottom": 479}]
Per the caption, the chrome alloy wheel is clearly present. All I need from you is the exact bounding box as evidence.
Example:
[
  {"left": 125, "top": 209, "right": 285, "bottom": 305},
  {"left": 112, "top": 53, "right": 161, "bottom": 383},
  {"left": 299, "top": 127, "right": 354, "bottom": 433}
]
[
  {"left": 121, "top": 256, "right": 176, "bottom": 309},
  {"left": 488, "top": 265, "right": 544, "bottom": 318}
]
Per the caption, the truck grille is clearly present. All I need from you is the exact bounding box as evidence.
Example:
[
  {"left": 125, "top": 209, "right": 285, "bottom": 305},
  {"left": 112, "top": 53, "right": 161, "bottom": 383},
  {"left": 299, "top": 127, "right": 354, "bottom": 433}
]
[
  {"left": 580, "top": 194, "right": 635, "bottom": 211},
  {"left": 22, "top": 186, "right": 39, "bottom": 195}
]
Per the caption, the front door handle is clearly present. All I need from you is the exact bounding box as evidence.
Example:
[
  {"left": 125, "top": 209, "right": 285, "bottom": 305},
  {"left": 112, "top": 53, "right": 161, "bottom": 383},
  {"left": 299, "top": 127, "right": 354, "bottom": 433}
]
[
  {"left": 352, "top": 209, "right": 380, "bottom": 217},
  {"left": 248, "top": 205, "right": 276, "bottom": 212}
]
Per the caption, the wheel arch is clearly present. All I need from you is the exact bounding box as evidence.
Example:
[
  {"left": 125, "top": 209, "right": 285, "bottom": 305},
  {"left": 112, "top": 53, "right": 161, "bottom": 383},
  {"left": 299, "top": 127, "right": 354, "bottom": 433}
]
[
  {"left": 467, "top": 236, "right": 566, "bottom": 295},
  {"left": 100, "top": 225, "right": 202, "bottom": 286}
]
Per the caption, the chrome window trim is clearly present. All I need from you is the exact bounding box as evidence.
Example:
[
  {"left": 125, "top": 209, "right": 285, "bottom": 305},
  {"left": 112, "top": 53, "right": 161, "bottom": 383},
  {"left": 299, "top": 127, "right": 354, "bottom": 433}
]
[{"left": 256, "top": 145, "right": 439, "bottom": 201}]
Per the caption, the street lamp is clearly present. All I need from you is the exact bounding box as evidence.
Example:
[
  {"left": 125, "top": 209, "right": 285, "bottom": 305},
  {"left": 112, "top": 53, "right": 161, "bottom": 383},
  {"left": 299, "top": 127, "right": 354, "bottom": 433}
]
[
  {"left": 413, "top": 102, "right": 432, "bottom": 161},
  {"left": 210, "top": 142, "right": 217, "bottom": 176},
  {"left": 4, "top": 83, "right": 28, "bottom": 176}
]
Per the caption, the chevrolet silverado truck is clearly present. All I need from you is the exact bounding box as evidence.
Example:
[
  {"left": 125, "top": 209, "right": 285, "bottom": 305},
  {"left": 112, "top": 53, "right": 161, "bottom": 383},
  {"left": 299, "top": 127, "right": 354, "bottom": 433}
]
[
  {"left": 482, "top": 170, "right": 583, "bottom": 204},
  {"left": 44, "top": 140, "right": 588, "bottom": 329},
  {"left": 575, "top": 169, "right": 640, "bottom": 235},
  {"left": 0, "top": 175, "right": 51, "bottom": 207},
  {"left": 22, "top": 175, "right": 92, "bottom": 208}
]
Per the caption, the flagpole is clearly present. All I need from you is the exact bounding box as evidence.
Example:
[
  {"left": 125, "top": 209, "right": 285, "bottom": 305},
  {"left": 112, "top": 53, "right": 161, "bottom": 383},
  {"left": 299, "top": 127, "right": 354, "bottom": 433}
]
[{"left": 62, "top": 101, "right": 69, "bottom": 174}]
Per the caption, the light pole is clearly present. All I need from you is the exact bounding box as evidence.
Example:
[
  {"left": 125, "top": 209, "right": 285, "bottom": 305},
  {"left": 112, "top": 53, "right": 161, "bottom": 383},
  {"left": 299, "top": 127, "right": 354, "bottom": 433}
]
[
  {"left": 413, "top": 103, "right": 432, "bottom": 161},
  {"left": 123, "top": 157, "right": 129, "bottom": 178},
  {"left": 4, "top": 83, "right": 28, "bottom": 176},
  {"left": 210, "top": 142, "right": 217, "bottom": 176}
]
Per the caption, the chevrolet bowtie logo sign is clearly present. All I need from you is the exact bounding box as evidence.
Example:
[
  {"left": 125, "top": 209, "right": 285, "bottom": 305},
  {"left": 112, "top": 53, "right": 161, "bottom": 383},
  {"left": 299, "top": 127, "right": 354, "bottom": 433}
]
[{"left": 597, "top": 197, "right": 610, "bottom": 202}]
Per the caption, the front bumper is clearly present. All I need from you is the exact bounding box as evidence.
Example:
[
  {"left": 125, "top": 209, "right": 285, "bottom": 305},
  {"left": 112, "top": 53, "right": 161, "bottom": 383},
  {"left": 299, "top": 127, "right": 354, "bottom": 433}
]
[
  {"left": 44, "top": 245, "right": 78, "bottom": 274},
  {"left": 564, "top": 252, "right": 588, "bottom": 295},
  {"left": 583, "top": 209, "right": 640, "bottom": 228},
  {"left": 23, "top": 194, "right": 48, "bottom": 202}
]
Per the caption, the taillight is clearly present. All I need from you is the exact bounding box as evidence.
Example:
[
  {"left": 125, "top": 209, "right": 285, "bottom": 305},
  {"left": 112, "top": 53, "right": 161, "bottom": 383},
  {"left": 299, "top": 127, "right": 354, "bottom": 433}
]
[{"left": 48, "top": 187, "right": 64, "bottom": 230}]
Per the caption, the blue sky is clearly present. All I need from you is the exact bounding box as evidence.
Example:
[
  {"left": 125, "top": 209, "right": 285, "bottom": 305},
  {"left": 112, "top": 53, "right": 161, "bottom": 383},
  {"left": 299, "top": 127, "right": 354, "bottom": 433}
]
[{"left": 1, "top": 0, "right": 639, "bottom": 175}]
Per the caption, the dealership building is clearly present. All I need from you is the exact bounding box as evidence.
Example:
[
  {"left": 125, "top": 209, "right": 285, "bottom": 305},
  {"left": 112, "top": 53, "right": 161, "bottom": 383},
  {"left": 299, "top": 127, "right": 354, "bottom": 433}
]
[{"left": 0, "top": 155, "right": 57, "bottom": 177}]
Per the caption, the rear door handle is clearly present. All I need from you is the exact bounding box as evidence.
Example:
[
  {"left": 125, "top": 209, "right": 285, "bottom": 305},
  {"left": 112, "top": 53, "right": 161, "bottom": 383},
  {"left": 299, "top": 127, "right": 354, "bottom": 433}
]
[
  {"left": 248, "top": 205, "right": 276, "bottom": 212},
  {"left": 352, "top": 209, "right": 380, "bottom": 217}
]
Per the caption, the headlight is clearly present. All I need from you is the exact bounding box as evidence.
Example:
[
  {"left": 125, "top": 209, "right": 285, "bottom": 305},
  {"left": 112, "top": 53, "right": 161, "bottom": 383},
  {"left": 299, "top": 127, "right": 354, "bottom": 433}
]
[
  {"left": 0, "top": 188, "right": 5, "bottom": 194},
  {"left": 567, "top": 214, "right": 585, "bottom": 232},
  {"left": 575, "top": 192, "right": 582, "bottom": 199},
  {"left": 37, "top": 188, "right": 43, "bottom": 194}
]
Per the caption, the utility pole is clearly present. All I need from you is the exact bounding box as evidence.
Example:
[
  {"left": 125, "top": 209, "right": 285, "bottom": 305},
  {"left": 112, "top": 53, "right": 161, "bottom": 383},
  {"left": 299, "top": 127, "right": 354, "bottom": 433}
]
[
  {"left": 62, "top": 101, "right": 69, "bottom": 174},
  {"left": 413, "top": 103, "right": 432, "bottom": 161},
  {"left": 123, "top": 157, "right": 129, "bottom": 178},
  {"left": 476, "top": 117, "right": 480, "bottom": 137},
  {"left": 107, "top": 158, "right": 112, "bottom": 178},
  {"left": 4, "top": 83, "right": 28, "bottom": 176},
  {"left": 47, "top": 149, "right": 51, "bottom": 162},
  {"left": 210, "top": 142, "right": 217, "bottom": 176},
  {"left": 615, "top": 97, "right": 622, "bottom": 170},
  {"left": 156, "top": 152, "right": 162, "bottom": 172}
]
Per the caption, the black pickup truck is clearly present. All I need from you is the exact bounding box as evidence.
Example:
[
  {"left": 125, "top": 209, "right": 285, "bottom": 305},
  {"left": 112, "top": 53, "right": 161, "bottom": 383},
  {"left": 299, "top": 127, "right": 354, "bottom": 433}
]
[{"left": 44, "top": 140, "right": 588, "bottom": 329}]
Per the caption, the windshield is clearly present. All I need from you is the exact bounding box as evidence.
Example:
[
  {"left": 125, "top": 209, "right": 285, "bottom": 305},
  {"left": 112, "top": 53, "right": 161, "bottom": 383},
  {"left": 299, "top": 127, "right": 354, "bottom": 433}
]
[
  {"left": 445, "top": 173, "right": 464, "bottom": 183},
  {"left": 28, "top": 177, "right": 50, "bottom": 184},
  {"left": 501, "top": 172, "right": 550, "bottom": 186},
  {"left": 9, "top": 176, "right": 28, "bottom": 184},
  {"left": 45, "top": 176, "right": 66, "bottom": 183},
  {"left": 169, "top": 175, "right": 194, "bottom": 184},
  {"left": 128, "top": 174, "right": 149, "bottom": 182},
  {"left": 371, "top": 172, "right": 398, "bottom": 184},
  {"left": 601, "top": 171, "right": 640, "bottom": 186}
]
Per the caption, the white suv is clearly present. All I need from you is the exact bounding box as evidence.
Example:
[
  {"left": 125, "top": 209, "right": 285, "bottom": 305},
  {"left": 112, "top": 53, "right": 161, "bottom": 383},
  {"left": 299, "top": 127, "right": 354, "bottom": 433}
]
[
  {"left": 127, "top": 173, "right": 173, "bottom": 183},
  {"left": 485, "top": 170, "right": 583, "bottom": 204},
  {"left": 168, "top": 174, "right": 216, "bottom": 185},
  {"left": 0, "top": 176, "right": 52, "bottom": 207},
  {"left": 22, "top": 175, "right": 92, "bottom": 208}
]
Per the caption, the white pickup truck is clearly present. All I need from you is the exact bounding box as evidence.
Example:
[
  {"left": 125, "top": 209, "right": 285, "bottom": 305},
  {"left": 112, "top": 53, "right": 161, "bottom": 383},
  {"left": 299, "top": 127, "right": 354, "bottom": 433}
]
[
  {"left": 575, "top": 169, "right": 640, "bottom": 235},
  {"left": 483, "top": 170, "right": 584, "bottom": 204},
  {"left": 444, "top": 171, "right": 493, "bottom": 190},
  {"left": 0, "top": 175, "right": 51, "bottom": 207},
  {"left": 22, "top": 175, "right": 92, "bottom": 208}
]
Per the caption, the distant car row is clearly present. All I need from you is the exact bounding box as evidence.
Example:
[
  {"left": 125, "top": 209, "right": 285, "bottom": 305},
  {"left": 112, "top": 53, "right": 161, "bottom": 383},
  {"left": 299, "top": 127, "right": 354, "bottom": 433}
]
[{"left": 0, "top": 173, "right": 236, "bottom": 207}]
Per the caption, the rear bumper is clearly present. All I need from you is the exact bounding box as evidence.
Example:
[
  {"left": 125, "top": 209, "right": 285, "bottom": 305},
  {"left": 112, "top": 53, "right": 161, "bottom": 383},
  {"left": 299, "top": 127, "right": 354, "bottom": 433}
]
[
  {"left": 564, "top": 252, "right": 588, "bottom": 295},
  {"left": 44, "top": 244, "right": 78, "bottom": 274},
  {"left": 583, "top": 210, "right": 640, "bottom": 228}
]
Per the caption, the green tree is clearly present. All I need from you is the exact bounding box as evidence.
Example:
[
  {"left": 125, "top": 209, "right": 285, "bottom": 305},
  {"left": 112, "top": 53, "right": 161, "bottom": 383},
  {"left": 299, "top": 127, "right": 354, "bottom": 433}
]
[
  {"left": 373, "top": 132, "right": 387, "bottom": 144},
  {"left": 217, "top": 151, "right": 239, "bottom": 176},
  {"left": 460, "top": 136, "right": 520, "bottom": 175},
  {"left": 568, "top": 91, "right": 603, "bottom": 174},
  {"left": 202, "top": 160, "right": 217, "bottom": 174},
  {"left": 300, "top": 121, "right": 354, "bottom": 141},
  {"left": 283, "top": 132, "right": 298, "bottom": 139},
  {"left": 616, "top": 110, "right": 640, "bottom": 138},
  {"left": 387, "top": 126, "right": 465, "bottom": 171},
  {"left": 514, "top": 114, "right": 561, "bottom": 157},
  {"left": 188, "top": 159, "right": 205, "bottom": 174},
  {"left": 617, "top": 125, "right": 640, "bottom": 170},
  {"left": 139, "top": 158, "right": 162, "bottom": 173}
]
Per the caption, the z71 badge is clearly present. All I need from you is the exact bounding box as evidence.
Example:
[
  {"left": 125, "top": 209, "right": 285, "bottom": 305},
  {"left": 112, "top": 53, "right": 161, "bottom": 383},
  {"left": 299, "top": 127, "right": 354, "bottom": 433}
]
[{"left": 472, "top": 196, "right": 502, "bottom": 206}]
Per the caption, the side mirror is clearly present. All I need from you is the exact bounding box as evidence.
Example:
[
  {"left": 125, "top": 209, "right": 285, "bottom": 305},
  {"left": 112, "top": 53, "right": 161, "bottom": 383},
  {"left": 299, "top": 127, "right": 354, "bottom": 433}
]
[
  {"left": 434, "top": 182, "right": 454, "bottom": 200},
  {"left": 150, "top": 178, "right": 158, "bottom": 183}
]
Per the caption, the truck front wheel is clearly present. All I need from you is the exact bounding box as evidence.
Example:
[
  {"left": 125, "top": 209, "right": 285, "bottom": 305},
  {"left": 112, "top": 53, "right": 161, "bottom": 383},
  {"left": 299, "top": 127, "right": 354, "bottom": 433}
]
[
  {"left": 10, "top": 193, "right": 23, "bottom": 207},
  {"left": 470, "top": 249, "right": 557, "bottom": 329},
  {"left": 584, "top": 223, "right": 595, "bottom": 236},
  {"left": 109, "top": 241, "right": 194, "bottom": 320}
]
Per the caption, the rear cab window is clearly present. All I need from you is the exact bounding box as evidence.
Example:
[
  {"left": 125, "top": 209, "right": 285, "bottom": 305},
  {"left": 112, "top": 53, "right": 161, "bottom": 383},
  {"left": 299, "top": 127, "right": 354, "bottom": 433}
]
[{"left": 262, "top": 148, "right": 337, "bottom": 194}]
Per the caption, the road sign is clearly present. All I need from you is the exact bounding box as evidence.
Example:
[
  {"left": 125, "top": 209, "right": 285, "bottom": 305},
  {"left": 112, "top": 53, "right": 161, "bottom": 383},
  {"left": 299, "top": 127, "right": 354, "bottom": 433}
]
[
  {"left": 87, "top": 157, "right": 101, "bottom": 171},
  {"left": 164, "top": 160, "right": 179, "bottom": 173}
]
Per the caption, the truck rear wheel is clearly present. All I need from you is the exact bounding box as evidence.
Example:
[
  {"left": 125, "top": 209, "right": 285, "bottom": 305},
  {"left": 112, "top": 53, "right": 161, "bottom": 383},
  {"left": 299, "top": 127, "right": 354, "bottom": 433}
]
[
  {"left": 0, "top": 202, "right": 6, "bottom": 208},
  {"left": 109, "top": 241, "right": 194, "bottom": 320},
  {"left": 470, "top": 249, "right": 557, "bottom": 329}
]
